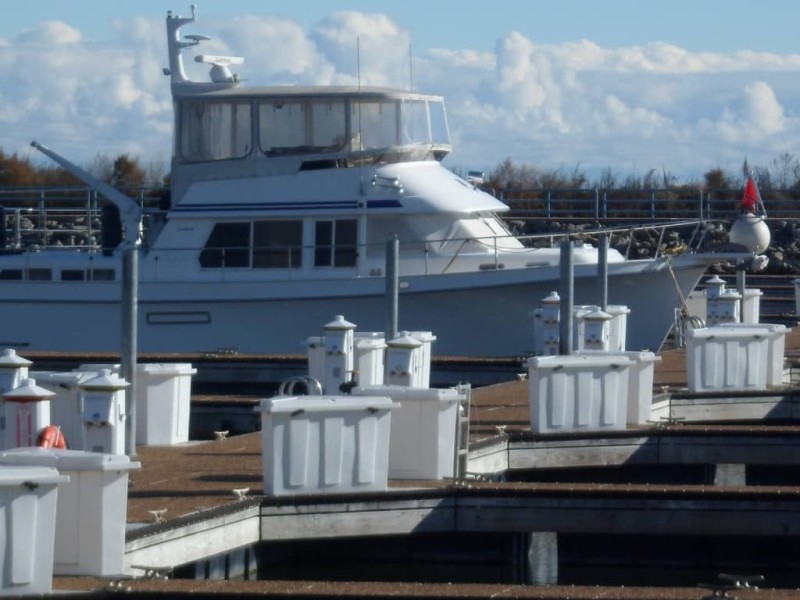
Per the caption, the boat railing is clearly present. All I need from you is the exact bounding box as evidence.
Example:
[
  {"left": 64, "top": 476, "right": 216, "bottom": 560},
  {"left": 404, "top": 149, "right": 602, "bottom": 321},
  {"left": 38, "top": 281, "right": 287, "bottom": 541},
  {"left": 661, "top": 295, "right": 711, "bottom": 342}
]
[
  {"left": 0, "top": 186, "right": 721, "bottom": 273},
  {"left": 0, "top": 186, "right": 161, "bottom": 252},
  {"left": 501, "top": 187, "right": 800, "bottom": 222}
]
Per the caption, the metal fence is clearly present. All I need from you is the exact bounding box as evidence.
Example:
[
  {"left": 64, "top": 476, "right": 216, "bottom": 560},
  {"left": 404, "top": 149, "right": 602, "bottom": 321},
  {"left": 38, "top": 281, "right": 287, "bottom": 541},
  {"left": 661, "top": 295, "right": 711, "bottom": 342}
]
[
  {"left": 500, "top": 188, "right": 800, "bottom": 222},
  {"left": 2, "top": 185, "right": 800, "bottom": 227}
]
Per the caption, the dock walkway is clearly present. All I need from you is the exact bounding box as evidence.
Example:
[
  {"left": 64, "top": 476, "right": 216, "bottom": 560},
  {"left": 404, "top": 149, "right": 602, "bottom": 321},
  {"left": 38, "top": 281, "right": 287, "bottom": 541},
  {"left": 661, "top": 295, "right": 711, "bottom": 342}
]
[{"left": 50, "top": 326, "right": 800, "bottom": 598}]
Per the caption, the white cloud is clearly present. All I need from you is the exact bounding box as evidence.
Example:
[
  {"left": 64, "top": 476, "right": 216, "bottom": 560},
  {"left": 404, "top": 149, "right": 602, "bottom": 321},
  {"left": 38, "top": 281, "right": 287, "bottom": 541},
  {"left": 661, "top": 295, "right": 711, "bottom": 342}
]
[
  {"left": 16, "top": 20, "right": 82, "bottom": 46},
  {"left": 3, "top": 12, "right": 800, "bottom": 182}
]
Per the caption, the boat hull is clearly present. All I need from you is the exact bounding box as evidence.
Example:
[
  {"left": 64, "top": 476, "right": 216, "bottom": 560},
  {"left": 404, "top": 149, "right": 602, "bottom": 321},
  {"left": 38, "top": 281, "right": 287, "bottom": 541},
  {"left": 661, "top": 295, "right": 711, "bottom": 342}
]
[{"left": 0, "top": 255, "right": 711, "bottom": 357}]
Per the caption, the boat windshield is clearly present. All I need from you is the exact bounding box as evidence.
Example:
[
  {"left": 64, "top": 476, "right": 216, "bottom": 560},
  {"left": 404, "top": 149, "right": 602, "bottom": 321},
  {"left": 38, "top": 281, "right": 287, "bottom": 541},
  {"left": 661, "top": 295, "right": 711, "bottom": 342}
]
[
  {"left": 177, "top": 95, "right": 450, "bottom": 163},
  {"left": 258, "top": 97, "right": 449, "bottom": 157}
]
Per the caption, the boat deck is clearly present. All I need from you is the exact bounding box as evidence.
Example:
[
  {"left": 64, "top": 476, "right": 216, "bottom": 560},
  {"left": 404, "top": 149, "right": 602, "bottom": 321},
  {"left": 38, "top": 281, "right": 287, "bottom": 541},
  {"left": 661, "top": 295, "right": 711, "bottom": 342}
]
[{"left": 49, "top": 324, "right": 800, "bottom": 598}]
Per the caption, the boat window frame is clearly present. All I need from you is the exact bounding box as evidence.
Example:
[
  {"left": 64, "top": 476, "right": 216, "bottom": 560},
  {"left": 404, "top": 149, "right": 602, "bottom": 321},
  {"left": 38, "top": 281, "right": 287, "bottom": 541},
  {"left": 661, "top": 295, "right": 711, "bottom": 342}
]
[
  {"left": 199, "top": 222, "right": 252, "bottom": 269},
  {"left": 253, "top": 219, "right": 303, "bottom": 269},
  {"left": 178, "top": 98, "right": 253, "bottom": 163},
  {"left": 314, "top": 218, "right": 358, "bottom": 268},
  {"left": 258, "top": 98, "right": 348, "bottom": 157}
]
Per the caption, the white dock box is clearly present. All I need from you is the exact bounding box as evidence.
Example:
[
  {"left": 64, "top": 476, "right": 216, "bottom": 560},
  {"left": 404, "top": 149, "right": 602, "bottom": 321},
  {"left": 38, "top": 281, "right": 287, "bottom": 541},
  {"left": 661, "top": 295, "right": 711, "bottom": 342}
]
[
  {"left": 0, "top": 448, "right": 139, "bottom": 577},
  {"left": 258, "top": 395, "right": 393, "bottom": 496},
  {"left": 685, "top": 326, "right": 770, "bottom": 393},
  {"left": 621, "top": 351, "right": 660, "bottom": 425},
  {"left": 136, "top": 363, "right": 197, "bottom": 445},
  {"left": 353, "top": 385, "right": 462, "bottom": 480},
  {"left": 527, "top": 354, "right": 631, "bottom": 433},
  {"left": 718, "top": 323, "right": 789, "bottom": 387},
  {"left": 0, "top": 465, "right": 68, "bottom": 595}
]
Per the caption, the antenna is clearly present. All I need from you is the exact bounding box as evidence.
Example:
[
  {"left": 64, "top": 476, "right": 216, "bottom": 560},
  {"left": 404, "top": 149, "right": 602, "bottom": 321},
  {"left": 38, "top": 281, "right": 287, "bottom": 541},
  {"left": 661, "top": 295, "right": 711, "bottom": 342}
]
[
  {"left": 357, "top": 37, "right": 361, "bottom": 92},
  {"left": 357, "top": 37, "right": 363, "bottom": 151},
  {"left": 409, "top": 43, "right": 413, "bottom": 91}
]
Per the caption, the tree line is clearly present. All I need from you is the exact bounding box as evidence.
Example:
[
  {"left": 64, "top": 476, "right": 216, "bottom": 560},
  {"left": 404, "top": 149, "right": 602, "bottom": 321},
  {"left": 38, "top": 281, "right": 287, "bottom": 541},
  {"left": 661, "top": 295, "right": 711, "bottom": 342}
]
[
  {"left": 478, "top": 152, "right": 800, "bottom": 195},
  {"left": 3, "top": 146, "right": 800, "bottom": 196},
  {"left": 0, "top": 149, "right": 165, "bottom": 195}
]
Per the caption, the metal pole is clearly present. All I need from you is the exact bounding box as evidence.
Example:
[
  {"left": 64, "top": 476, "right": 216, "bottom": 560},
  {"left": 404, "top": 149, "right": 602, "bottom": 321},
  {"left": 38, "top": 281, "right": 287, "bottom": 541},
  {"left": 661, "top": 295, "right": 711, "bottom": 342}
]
[
  {"left": 737, "top": 259, "right": 746, "bottom": 323},
  {"left": 385, "top": 235, "right": 399, "bottom": 341},
  {"left": 121, "top": 243, "right": 138, "bottom": 456},
  {"left": 598, "top": 233, "right": 608, "bottom": 311},
  {"left": 559, "top": 239, "right": 574, "bottom": 355}
]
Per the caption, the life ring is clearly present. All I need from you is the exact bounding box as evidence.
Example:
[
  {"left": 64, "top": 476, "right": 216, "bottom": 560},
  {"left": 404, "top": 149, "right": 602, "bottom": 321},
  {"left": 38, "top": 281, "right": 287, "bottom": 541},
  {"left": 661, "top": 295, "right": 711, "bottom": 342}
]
[{"left": 36, "top": 425, "right": 67, "bottom": 449}]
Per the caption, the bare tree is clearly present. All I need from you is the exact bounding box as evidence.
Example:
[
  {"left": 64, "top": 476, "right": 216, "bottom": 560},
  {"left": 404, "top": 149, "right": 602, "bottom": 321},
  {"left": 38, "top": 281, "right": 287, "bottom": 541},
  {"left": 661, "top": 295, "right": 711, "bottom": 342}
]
[{"left": 770, "top": 151, "right": 799, "bottom": 190}]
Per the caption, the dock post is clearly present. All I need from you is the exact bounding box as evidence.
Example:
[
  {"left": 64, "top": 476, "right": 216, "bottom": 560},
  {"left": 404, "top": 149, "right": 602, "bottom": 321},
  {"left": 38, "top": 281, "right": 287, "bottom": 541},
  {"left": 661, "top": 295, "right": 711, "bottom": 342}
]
[
  {"left": 598, "top": 233, "right": 609, "bottom": 311},
  {"left": 736, "top": 259, "right": 746, "bottom": 322},
  {"left": 386, "top": 235, "right": 399, "bottom": 341},
  {"left": 514, "top": 531, "right": 558, "bottom": 585},
  {"left": 559, "top": 239, "right": 574, "bottom": 355},
  {"left": 121, "top": 242, "right": 138, "bottom": 457},
  {"left": 713, "top": 463, "right": 746, "bottom": 486}
]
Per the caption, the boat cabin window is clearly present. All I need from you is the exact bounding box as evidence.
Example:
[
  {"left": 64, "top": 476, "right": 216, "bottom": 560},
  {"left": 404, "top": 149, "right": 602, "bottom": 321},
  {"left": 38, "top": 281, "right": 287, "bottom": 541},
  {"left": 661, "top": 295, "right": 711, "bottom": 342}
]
[
  {"left": 253, "top": 221, "right": 302, "bottom": 268},
  {"left": 0, "top": 269, "right": 22, "bottom": 280},
  {"left": 199, "top": 220, "right": 304, "bottom": 269},
  {"left": 314, "top": 219, "right": 357, "bottom": 267},
  {"left": 27, "top": 268, "right": 51, "bottom": 281},
  {"left": 180, "top": 100, "right": 252, "bottom": 162},
  {"left": 352, "top": 101, "right": 397, "bottom": 150},
  {"left": 90, "top": 269, "right": 116, "bottom": 281},
  {"left": 259, "top": 100, "right": 347, "bottom": 156},
  {"left": 428, "top": 100, "right": 449, "bottom": 145},
  {"left": 199, "top": 222, "right": 251, "bottom": 268},
  {"left": 61, "top": 270, "right": 85, "bottom": 281}
]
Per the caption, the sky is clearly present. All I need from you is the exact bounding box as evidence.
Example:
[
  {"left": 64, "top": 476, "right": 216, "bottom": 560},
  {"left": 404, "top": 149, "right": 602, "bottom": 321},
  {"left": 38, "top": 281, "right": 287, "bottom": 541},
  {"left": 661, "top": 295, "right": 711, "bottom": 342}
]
[{"left": 2, "top": 0, "right": 800, "bottom": 184}]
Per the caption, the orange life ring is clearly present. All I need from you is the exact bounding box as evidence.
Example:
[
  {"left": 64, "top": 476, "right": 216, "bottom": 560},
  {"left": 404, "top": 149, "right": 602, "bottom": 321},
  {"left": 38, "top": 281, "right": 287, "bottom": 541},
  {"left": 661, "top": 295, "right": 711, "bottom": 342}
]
[{"left": 36, "top": 425, "right": 67, "bottom": 449}]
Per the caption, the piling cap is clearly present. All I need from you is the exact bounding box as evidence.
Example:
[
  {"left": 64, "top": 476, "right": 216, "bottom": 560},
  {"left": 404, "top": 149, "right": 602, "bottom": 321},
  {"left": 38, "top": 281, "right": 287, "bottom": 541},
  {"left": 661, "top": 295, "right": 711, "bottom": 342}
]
[
  {"left": 387, "top": 331, "right": 423, "bottom": 349},
  {"left": 541, "top": 291, "right": 560, "bottom": 304},
  {"left": 0, "top": 348, "right": 32, "bottom": 369},
  {"left": 324, "top": 315, "right": 357, "bottom": 331},
  {"left": 705, "top": 275, "right": 727, "bottom": 299},
  {"left": 583, "top": 308, "right": 612, "bottom": 322},
  {"left": 3, "top": 377, "right": 55, "bottom": 403},
  {"left": 79, "top": 368, "right": 130, "bottom": 391}
]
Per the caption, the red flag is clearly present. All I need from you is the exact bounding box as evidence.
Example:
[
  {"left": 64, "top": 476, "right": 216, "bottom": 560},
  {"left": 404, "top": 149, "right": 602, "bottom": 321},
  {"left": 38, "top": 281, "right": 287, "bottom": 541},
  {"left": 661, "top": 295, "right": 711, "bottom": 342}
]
[{"left": 741, "top": 176, "right": 758, "bottom": 213}]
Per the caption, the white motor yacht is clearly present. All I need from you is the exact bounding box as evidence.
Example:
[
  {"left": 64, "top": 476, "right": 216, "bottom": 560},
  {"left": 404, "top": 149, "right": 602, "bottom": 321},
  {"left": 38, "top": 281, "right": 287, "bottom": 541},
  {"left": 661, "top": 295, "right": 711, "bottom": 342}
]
[{"left": 4, "top": 6, "right": 746, "bottom": 357}]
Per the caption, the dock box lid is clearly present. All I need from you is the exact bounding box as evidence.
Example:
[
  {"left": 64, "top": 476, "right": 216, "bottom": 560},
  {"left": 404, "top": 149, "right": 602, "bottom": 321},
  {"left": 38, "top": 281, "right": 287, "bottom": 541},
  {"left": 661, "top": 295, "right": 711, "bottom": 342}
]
[
  {"left": 137, "top": 363, "right": 197, "bottom": 375},
  {"left": 258, "top": 395, "right": 394, "bottom": 414},
  {"left": 30, "top": 370, "right": 97, "bottom": 386},
  {"left": 0, "top": 448, "right": 140, "bottom": 472},
  {"left": 527, "top": 354, "right": 633, "bottom": 370},
  {"left": 0, "top": 465, "right": 69, "bottom": 486},
  {"left": 352, "top": 385, "right": 463, "bottom": 403},
  {"left": 686, "top": 326, "right": 772, "bottom": 340},
  {"left": 717, "top": 323, "right": 789, "bottom": 334}
]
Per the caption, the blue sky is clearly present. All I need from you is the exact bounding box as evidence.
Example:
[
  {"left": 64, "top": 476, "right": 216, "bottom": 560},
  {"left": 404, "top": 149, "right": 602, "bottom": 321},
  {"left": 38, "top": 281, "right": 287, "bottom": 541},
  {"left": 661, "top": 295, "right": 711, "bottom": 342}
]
[
  {"left": 2, "top": 1, "right": 796, "bottom": 54},
  {"left": 2, "top": 1, "right": 800, "bottom": 183}
]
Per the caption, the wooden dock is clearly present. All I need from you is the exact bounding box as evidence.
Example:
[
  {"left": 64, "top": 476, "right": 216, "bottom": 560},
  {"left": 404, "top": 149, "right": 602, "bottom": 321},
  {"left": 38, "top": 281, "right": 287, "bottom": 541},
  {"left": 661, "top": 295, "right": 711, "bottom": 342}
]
[{"left": 44, "top": 325, "right": 800, "bottom": 598}]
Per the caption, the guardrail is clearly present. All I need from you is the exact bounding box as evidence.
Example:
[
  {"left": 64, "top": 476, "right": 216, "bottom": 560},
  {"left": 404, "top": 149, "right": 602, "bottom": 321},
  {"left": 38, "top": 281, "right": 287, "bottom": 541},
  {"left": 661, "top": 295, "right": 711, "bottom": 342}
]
[
  {"left": 500, "top": 188, "right": 800, "bottom": 222},
  {"left": 3, "top": 185, "right": 800, "bottom": 232}
]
